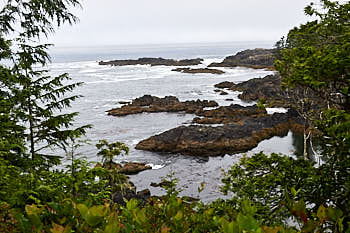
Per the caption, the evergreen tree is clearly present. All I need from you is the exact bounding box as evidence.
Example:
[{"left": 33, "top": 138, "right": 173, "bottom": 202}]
[{"left": 0, "top": 0, "right": 89, "bottom": 168}]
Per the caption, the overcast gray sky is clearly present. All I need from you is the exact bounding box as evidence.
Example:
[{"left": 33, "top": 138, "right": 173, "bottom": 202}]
[{"left": 48, "top": 0, "right": 315, "bottom": 47}]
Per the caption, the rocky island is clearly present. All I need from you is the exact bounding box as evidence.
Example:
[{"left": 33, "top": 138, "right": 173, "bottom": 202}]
[
  {"left": 99, "top": 57, "right": 203, "bottom": 66},
  {"left": 215, "top": 74, "right": 290, "bottom": 106},
  {"left": 107, "top": 95, "right": 218, "bottom": 116},
  {"left": 209, "top": 48, "right": 276, "bottom": 69},
  {"left": 135, "top": 109, "right": 303, "bottom": 156},
  {"left": 171, "top": 67, "right": 225, "bottom": 74}
]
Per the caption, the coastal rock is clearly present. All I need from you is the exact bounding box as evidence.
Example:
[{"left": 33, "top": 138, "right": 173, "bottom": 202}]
[
  {"left": 136, "top": 110, "right": 301, "bottom": 156},
  {"left": 193, "top": 104, "right": 266, "bottom": 124},
  {"left": 99, "top": 57, "right": 203, "bottom": 66},
  {"left": 172, "top": 67, "right": 225, "bottom": 74},
  {"left": 119, "top": 162, "right": 152, "bottom": 175},
  {"left": 214, "top": 81, "right": 235, "bottom": 89},
  {"left": 150, "top": 180, "right": 172, "bottom": 187},
  {"left": 95, "top": 162, "right": 151, "bottom": 175},
  {"left": 208, "top": 48, "right": 276, "bottom": 69},
  {"left": 107, "top": 95, "right": 218, "bottom": 116},
  {"left": 228, "top": 74, "right": 290, "bottom": 105}
]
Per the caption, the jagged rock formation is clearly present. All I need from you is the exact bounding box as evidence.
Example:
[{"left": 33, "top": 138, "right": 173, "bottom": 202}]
[
  {"left": 230, "top": 74, "right": 288, "bottom": 102},
  {"left": 107, "top": 95, "right": 218, "bottom": 116},
  {"left": 193, "top": 104, "right": 266, "bottom": 124},
  {"left": 136, "top": 110, "right": 303, "bottom": 156},
  {"left": 209, "top": 48, "right": 276, "bottom": 69},
  {"left": 95, "top": 162, "right": 152, "bottom": 175},
  {"left": 99, "top": 57, "right": 203, "bottom": 66},
  {"left": 214, "top": 81, "right": 235, "bottom": 89},
  {"left": 172, "top": 67, "right": 225, "bottom": 74},
  {"left": 214, "top": 74, "right": 293, "bottom": 107}
]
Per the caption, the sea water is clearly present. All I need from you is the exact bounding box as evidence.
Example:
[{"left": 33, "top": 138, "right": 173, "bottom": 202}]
[{"left": 48, "top": 42, "right": 307, "bottom": 201}]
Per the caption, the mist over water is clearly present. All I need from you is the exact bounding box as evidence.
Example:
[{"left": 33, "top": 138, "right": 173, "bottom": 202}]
[{"left": 48, "top": 42, "right": 306, "bottom": 201}]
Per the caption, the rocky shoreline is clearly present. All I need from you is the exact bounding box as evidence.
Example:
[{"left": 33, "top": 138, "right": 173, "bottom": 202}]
[
  {"left": 208, "top": 48, "right": 276, "bottom": 69},
  {"left": 101, "top": 47, "right": 311, "bottom": 200},
  {"left": 215, "top": 74, "right": 292, "bottom": 107},
  {"left": 135, "top": 109, "right": 303, "bottom": 156},
  {"left": 171, "top": 67, "right": 225, "bottom": 74},
  {"left": 99, "top": 57, "right": 203, "bottom": 66},
  {"left": 99, "top": 48, "right": 276, "bottom": 71},
  {"left": 107, "top": 92, "right": 304, "bottom": 157},
  {"left": 107, "top": 95, "right": 218, "bottom": 116}
]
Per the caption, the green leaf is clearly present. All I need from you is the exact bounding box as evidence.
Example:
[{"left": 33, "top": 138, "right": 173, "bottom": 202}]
[
  {"left": 77, "top": 203, "right": 88, "bottom": 219},
  {"left": 174, "top": 210, "right": 183, "bottom": 221},
  {"left": 317, "top": 205, "right": 326, "bottom": 222},
  {"left": 237, "top": 213, "right": 259, "bottom": 232}
]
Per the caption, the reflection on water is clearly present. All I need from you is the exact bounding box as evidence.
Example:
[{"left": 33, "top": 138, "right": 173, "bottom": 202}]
[{"left": 291, "top": 132, "right": 321, "bottom": 162}]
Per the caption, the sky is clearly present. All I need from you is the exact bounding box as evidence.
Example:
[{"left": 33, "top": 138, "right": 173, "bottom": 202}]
[{"left": 48, "top": 0, "right": 315, "bottom": 47}]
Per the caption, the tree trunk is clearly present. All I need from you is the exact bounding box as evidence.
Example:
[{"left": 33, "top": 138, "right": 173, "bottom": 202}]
[{"left": 303, "top": 127, "right": 308, "bottom": 161}]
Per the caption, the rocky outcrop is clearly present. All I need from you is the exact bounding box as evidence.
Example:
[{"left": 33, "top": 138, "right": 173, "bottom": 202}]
[
  {"left": 209, "top": 48, "right": 276, "bottom": 69},
  {"left": 214, "top": 81, "right": 235, "bottom": 89},
  {"left": 107, "top": 95, "right": 218, "bottom": 116},
  {"left": 229, "top": 74, "right": 287, "bottom": 102},
  {"left": 119, "top": 162, "right": 152, "bottom": 175},
  {"left": 172, "top": 67, "right": 225, "bottom": 74},
  {"left": 99, "top": 57, "right": 203, "bottom": 66},
  {"left": 136, "top": 110, "right": 302, "bottom": 156},
  {"left": 213, "top": 74, "right": 292, "bottom": 107},
  {"left": 95, "top": 162, "right": 151, "bottom": 175},
  {"left": 193, "top": 104, "right": 266, "bottom": 124}
]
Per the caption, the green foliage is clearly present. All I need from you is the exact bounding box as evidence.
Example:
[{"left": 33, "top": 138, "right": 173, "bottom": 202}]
[
  {"left": 222, "top": 152, "right": 321, "bottom": 224},
  {"left": 274, "top": 0, "right": 350, "bottom": 226},
  {"left": 0, "top": 0, "right": 90, "bottom": 168},
  {"left": 257, "top": 99, "right": 266, "bottom": 110},
  {"left": 96, "top": 140, "right": 129, "bottom": 166},
  {"left": 314, "top": 109, "right": 350, "bottom": 218},
  {"left": 275, "top": 0, "right": 350, "bottom": 110}
]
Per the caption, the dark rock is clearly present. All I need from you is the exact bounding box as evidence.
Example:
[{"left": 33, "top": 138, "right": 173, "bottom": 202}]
[
  {"left": 150, "top": 180, "right": 172, "bottom": 187},
  {"left": 230, "top": 74, "right": 284, "bottom": 100},
  {"left": 99, "top": 57, "right": 203, "bottom": 66},
  {"left": 137, "top": 189, "right": 151, "bottom": 200},
  {"left": 136, "top": 110, "right": 302, "bottom": 156},
  {"left": 193, "top": 104, "right": 266, "bottom": 124},
  {"left": 225, "top": 99, "right": 234, "bottom": 101},
  {"left": 96, "top": 162, "right": 151, "bottom": 175},
  {"left": 113, "top": 188, "right": 151, "bottom": 205},
  {"left": 172, "top": 67, "right": 225, "bottom": 74},
  {"left": 118, "top": 101, "right": 130, "bottom": 105},
  {"left": 214, "top": 81, "right": 235, "bottom": 89},
  {"left": 119, "top": 162, "right": 152, "bottom": 175},
  {"left": 107, "top": 95, "right": 218, "bottom": 116},
  {"left": 219, "top": 91, "right": 228, "bottom": 95},
  {"left": 209, "top": 48, "right": 276, "bottom": 69}
]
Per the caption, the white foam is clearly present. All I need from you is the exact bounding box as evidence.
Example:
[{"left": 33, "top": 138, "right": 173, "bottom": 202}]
[
  {"left": 146, "top": 164, "right": 165, "bottom": 170},
  {"left": 201, "top": 58, "right": 224, "bottom": 66},
  {"left": 266, "top": 108, "right": 288, "bottom": 114}
]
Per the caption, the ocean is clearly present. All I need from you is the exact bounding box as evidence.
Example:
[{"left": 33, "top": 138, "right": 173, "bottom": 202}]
[{"left": 48, "top": 41, "right": 306, "bottom": 202}]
